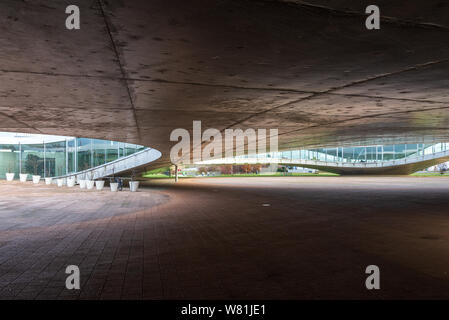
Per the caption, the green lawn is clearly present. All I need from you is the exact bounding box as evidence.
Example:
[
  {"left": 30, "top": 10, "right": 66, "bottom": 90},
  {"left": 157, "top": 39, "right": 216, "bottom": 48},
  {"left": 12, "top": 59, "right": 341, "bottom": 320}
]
[
  {"left": 214, "top": 172, "right": 338, "bottom": 177},
  {"left": 143, "top": 170, "right": 449, "bottom": 179},
  {"left": 142, "top": 172, "right": 338, "bottom": 179},
  {"left": 411, "top": 172, "right": 449, "bottom": 177},
  {"left": 142, "top": 173, "right": 173, "bottom": 179},
  {"left": 143, "top": 162, "right": 449, "bottom": 178}
]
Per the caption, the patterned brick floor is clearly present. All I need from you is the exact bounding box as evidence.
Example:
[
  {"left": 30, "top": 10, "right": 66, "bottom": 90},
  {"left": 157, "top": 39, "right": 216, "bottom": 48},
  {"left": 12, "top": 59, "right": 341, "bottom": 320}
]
[{"left": 0, "top": 177, "right": 448, "bottom": 299}]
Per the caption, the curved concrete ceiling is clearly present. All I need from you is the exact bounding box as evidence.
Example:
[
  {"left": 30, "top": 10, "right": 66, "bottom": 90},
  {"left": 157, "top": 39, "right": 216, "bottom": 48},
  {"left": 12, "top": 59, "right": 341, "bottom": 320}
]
[{"left": 1, "top": 0, "right": 449, "bottom": 168}]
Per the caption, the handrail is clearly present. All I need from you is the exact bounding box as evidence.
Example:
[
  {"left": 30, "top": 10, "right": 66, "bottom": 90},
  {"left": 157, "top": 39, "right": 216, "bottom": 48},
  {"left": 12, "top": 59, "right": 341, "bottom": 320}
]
[{"left": 51, "top": 147, "right": 161, "bottom": 180}]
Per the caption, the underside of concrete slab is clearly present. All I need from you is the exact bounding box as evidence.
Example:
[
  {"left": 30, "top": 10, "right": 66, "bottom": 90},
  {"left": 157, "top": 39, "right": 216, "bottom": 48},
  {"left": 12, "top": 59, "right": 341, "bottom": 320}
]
[{"left": 0, "top": 1, "right": 448, "bottom": 168}]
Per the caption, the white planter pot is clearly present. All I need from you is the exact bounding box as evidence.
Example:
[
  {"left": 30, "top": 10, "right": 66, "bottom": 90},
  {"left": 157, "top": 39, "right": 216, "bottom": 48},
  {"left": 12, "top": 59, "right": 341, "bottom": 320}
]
[
  {"left": 32, "top": 175, "right": 41, "bottom": 184},
  {"left": 86, "top": 180, "right": 95, "bottom": 190},
  {"left": 57, "top": 178, "right": 64, "bottom": 187},
  {"left": 19, "top": 173, "right": 28, "bottom": 182},
  {"left": 45, "top": 177, "right": 53, "bottom": 185},
  {"left": 67, "top": 177, "right": 76, "bottom": 187},
  {"left": 129, "top": 181, "right": 140, "bottom": 192},
  {"left": 6, "top": 173, "right": 15, "bottom": 181},
  {"left": 95, "top": 180, "right": 105, "bottom": 190},
  {"left": 110, "top": 182, "right": 118, "bottom": 192},
  {"left": 79, "top": 180, "right": 86, "bottom": 189}
]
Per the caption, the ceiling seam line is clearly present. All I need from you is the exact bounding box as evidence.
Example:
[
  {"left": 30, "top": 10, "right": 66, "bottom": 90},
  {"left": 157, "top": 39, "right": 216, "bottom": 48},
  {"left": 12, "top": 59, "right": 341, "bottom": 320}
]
[{"left": 97, "top": 0, "right": 141, "bottom": 141}]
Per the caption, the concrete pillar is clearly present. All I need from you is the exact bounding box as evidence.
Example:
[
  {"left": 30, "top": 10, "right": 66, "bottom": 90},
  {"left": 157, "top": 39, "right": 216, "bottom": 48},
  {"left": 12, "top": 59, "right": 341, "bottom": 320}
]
[
  {"left": 175, "top": 165, "right": 178, "bottom": 182},
  {"left": 19, "top": 142, "right": 22, "bottom": 174},
  {"left": 43, "top": 140, "right": 46, "bottom": 178}
]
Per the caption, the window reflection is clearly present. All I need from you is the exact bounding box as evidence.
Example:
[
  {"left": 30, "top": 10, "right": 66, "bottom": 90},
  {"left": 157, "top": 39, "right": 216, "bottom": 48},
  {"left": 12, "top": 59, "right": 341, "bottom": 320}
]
[{"left": 0, "top": 134, "right": 146, "bottom": 179}]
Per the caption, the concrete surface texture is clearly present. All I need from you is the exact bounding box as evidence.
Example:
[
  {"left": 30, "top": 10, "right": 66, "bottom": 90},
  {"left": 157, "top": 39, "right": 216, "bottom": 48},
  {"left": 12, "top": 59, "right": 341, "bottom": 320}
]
[
  {"left": 1, "top": 0, "right": 449, "bottom": 168},
  {"left": 0, "top": 177, "right": 448, "bottom": 299}
]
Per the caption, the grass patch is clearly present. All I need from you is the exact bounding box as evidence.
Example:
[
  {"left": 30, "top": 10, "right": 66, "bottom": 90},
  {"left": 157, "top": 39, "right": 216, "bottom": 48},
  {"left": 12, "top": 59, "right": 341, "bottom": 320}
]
[
  {"left": 142, "top": 173, "right": 172, "bottom": 179},
  {"left": 144, "top": 167, "right": 170, "bottom": 175},
  {"left": 215, "top": 172, "right": 338, "bottom": 177},
  {"left": 411, "top": 172, "right": 449, "bottom": 177},
  {"left": 142, "top": 172, "right": 338, "bottom": 179}
]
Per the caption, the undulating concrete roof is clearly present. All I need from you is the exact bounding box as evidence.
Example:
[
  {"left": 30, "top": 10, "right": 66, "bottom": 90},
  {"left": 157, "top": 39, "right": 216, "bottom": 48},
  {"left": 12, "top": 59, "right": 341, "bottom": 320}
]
[{"left": 1, "top": 0, "right": 448, "bottom": 168}]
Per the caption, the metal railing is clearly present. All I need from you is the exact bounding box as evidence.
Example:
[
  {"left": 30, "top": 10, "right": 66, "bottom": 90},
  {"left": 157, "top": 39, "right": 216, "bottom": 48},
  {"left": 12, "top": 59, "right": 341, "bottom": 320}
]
[
  {"left": 52, "top": 147, "right": 161, "bottom": 181},
  {"left": 197, "top": 149, "right": 449, "bottom": 169}
]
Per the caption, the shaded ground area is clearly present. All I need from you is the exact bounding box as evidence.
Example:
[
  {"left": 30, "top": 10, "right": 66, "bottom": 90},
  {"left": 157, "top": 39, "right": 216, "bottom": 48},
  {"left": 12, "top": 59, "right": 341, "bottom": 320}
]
[{"left": 0, "top": 177, "right": 448, "bottom": 299}]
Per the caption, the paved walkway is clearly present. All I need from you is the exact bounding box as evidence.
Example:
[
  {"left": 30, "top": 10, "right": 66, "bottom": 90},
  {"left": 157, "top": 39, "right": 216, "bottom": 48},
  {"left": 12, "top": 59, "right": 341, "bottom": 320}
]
[{"left": 0, "top": 177, "right": 448, "bottom": 299}]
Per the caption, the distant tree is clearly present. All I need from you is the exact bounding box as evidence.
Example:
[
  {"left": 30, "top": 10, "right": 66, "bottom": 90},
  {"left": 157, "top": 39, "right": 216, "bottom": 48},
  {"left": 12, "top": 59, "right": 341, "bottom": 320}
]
[
  {"left": 7, "top": 160, "right": 14, "bottom": 173},
  {"left": 241, "top": 164, "right": 251, "bottom": 174},
  {"left": 25, "top": 154, "right": 40, "bottom": 175},
  {"left": 219, "top": 165, "right": 233, "bottom": 175},
  {"left": 208, "top": 166, "right": 218, "bottom": 172},
  {"left": 250, "top": 164, "right": 262, "bottom": 174},
  {"left": 438, "top": 163, "right": 447, "bottom": 175},
  {"left": 277, "top": 165, "right": 288, "bottom": 174},
  {"left": 198, "top": 167, "right": 208, "bottom": 175}
]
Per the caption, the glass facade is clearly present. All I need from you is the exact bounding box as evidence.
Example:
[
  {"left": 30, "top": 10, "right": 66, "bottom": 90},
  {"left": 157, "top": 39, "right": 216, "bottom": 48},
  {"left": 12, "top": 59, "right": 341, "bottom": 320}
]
[
  {"left": 0, "top": 143, "right": 19, "bottom": 178},
  {"left": 0, "top": 133, "right": 145, "bottom": 180},
  {"left": 200, "top": 142, "right": 449, "bottom": 165}
]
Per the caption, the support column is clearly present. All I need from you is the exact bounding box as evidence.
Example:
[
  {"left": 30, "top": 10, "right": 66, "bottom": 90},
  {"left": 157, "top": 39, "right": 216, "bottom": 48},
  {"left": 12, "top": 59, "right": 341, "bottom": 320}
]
[
  {"left": 19, "top": 142, "right": 22, "bottom": 174},
  {"left": 90, "top": 139, "right": 94, "bottom": 168},
  {"left": 66, "top": 139, "right": 69, "bottom": 175},
  {"left": 43, "top": 140, "right": 46, "bottom": 178},
  {"left": 75, "top": 138, "right": 78, "bottom": 172},
  {"left": 175, "top": 165, "right": 179, "bottom": 182}
]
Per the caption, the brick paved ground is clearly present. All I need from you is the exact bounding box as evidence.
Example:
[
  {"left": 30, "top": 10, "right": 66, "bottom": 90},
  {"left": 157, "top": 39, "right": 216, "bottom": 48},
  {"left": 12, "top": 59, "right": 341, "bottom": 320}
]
[{"left": 0, "top": 177, "right": 448, "bottom": 299}]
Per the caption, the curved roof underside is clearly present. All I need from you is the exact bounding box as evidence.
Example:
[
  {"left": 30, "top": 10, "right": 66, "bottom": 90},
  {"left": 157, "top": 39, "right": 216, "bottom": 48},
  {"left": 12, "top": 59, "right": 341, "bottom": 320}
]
[{"left": 1, "top": 0, "right": 449, "bottom": 169}]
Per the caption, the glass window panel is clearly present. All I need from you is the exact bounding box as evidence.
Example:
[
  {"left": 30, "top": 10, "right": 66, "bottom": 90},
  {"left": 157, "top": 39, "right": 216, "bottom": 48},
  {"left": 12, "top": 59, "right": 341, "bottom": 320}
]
[
  {"left": 67, "top": 139, "right": 76, "bottom": 174},
  {"left": 77, "top": 138, "right": 92, "bottom": 171},
  {"left": 0, "top": 144, "right": 19, "bottom": 179},
  {"left": 382, "top": 145, "right": 394, "bottom": 161},
  {"left": 93, "top": 139, "right": 106, "bottom": 167},
  {"left": 21, "top": 143, "right": 45, "bottom": 177},
  {"left": 392, "top": 144, "right": 404, "bottom": 159},
  {"left": 45, "top": 141, "right": 66, "bottom": 177},
  {"left": 125, "top": 143, "right": 136, "bottom": 156},
  {"left": 106, "top": 141, "right": 119, "bottom": 162}
]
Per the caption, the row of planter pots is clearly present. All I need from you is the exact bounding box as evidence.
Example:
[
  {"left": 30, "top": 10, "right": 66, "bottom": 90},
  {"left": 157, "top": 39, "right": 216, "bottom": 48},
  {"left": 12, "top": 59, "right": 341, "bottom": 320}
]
[
  {"left": 3, "top": 173, "right": 140, "bottom": 192},
  {"left": 77, "top": 179, "right": 105, "bottom": 190},
  {"left": 78, "top": 179, "right": 139, "bottom": 192},
  {"left": 6, "top": 172, "right": 41, "bottom": 183}
]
